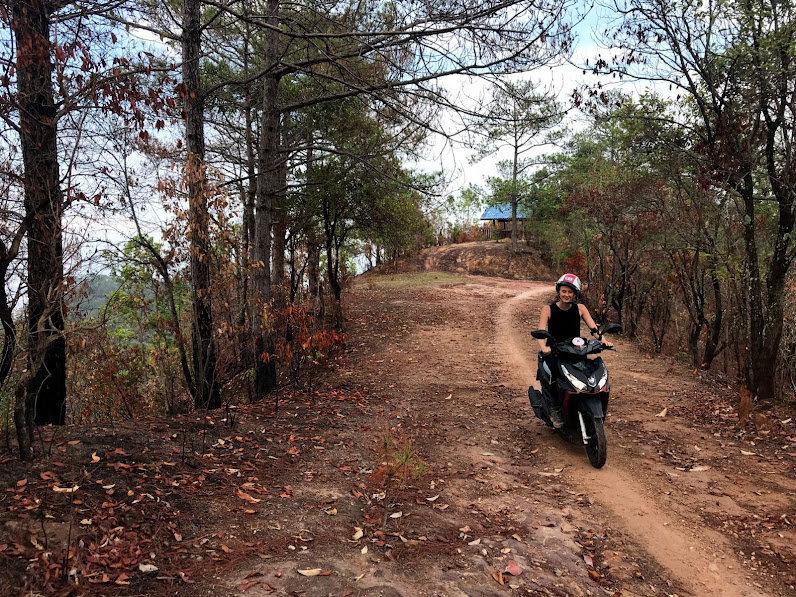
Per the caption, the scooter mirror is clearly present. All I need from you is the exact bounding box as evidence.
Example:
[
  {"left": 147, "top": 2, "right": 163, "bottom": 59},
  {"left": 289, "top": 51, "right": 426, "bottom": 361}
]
[
  {"left": 602, "top": 323, "right": 622, "bottom": 334},
  {"left": 531, "top": 330, "right": 554, "bottom": 341}
]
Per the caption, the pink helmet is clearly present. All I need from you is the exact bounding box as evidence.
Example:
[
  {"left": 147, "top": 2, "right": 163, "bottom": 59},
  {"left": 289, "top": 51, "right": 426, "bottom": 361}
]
[{"left": 556, "top": 273, "right": 582, "bottom": 295}]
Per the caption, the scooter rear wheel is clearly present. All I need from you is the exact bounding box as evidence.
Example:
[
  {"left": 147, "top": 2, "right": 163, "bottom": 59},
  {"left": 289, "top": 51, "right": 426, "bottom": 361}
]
[{"left": 584, "top": 415, "right": 607, "bottom": 468}]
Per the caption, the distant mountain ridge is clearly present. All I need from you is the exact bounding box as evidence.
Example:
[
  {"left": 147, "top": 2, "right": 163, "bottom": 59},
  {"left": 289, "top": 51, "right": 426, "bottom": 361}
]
[{"left": 72, "top": 274, "right": 121, "bottom": 317}]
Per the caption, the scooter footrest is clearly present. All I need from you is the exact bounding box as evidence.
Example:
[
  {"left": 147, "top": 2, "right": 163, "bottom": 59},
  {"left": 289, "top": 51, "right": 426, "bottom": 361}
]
[{"left": 528, "top": 387, "right": 553, "bottom": 427}]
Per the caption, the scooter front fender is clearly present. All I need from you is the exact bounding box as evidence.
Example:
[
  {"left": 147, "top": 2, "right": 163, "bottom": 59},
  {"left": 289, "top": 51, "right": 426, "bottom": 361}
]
[{"left": 572, "top": 395, "right": 605, "bottom": 419}]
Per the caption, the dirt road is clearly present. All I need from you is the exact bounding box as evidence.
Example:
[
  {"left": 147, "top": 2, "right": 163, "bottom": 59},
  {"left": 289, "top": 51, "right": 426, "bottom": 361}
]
[
  {"left": 223, "top": 272, "right": 795, "bottom": 597},
  {"left": 498, "top": 284, "right": 788, "bottom": 597}
]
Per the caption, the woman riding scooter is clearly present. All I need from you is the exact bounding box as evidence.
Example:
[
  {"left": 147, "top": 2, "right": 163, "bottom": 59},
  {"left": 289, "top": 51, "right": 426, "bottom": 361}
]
[{"left": 536, "top": 273, "right": 612, "bottom": 428}]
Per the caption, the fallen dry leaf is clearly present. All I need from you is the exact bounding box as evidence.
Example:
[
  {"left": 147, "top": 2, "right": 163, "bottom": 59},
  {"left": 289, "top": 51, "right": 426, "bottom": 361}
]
[
  {"left": 138, "top": 563, "right": 159, "bottom": 573},
  {"left": 53, "top": 485, "right": 79, "bottom": 493},
  {"left": 297, "top": 569, "right": 323, "bottom": 576},
  {"left": 656, "top": 408, "right": 668, "bottom": 417},
  {"left": 237, "top": 580, "right": 260, "bottom": 592},
  {"left": 352, "top": 527, "right": 364, "bottom": 540},
  {"left": 237, "top": 489, "right": 261, "bottom": 503},
  {"left": 88, "top": 573, "right": 110, "bottom": 584}
]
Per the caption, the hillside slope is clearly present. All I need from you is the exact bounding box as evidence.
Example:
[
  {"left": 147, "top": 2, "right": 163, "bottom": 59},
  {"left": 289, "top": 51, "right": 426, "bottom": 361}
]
[{"left": 364, "top": 240, "right": 555, "bottom": 281}]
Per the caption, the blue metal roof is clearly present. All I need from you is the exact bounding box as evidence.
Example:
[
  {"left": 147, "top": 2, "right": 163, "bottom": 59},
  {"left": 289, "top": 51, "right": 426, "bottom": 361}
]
[{"left": 480, "top": 203, "right": 529, "bottom": 220}]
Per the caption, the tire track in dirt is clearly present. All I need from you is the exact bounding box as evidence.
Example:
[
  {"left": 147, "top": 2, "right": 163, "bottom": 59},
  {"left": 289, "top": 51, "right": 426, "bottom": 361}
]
[{"left": 496, "top": 286, "right": 767, "bottom": 597}]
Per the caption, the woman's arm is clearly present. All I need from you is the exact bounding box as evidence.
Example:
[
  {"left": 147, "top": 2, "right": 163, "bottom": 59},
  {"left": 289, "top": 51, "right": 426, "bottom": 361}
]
[
  {"left": 538, "top": 305, "right": 551, "bottom": 353},
  {"left": 578, "top": 304, "right": 598, "bottom": 333},
  {"left": 578, "top": 304, "right": 612, "bottom": 346}
]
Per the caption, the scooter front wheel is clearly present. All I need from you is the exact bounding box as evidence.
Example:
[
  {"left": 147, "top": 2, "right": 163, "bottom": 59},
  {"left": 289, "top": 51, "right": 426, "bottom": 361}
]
[{"left": 583, "top": 414, "right": 607, "bottom": 468}]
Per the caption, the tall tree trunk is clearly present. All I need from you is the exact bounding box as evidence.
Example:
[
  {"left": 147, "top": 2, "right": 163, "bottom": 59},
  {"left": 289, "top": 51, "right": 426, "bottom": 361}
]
[
  {"left": 325, "top": 239, "right": 344, "bottom": 330},
  {"left": 740, "top": 174, "right": 767, "bottom": 399},
  {"left": 307, "top": 241, "right": 320, "bottom": 299},
  {"left": 238, "top": 187, "right": 251, "bottom": 333},
  {"left": 12, "top": 0, "right": 67, "bottom": 426},
  {"left": 700, "top": 262, "right": 724, "bottom": 369},
  {"left": 237, "top": 19, "right": 255, "bottom": 372},
  {"left": 183, "top": 0, "right": 221, "bottom": 410},
  {"left": 251, "top": 0, "right": 280, "bottom": 400},
  {"left": 0, "top": 225, "right": 25, "bottom": 392},
  {"left": 688, "top": 323, "right": 702, "bottom": 369},
  {"left": 304, "top": 135, "right": 320, "bottom": 307},
  {"left": 0, "top": 269, "right": 15, "bottom": 393},
  {"left": 13, "top": 383, "right": 33, "bottom": 460},
  {"left": 272, "top": 216, "right": 287, "bottom": 302},
  {"left": 510, "top": 143, "right": 519, "bottom": 254},
  {"left": 739, "top": 169, "right": 789, "bottom": 402},
  {"left": 322, "top": 198, "right": 345, "bottom": 330},
  {"left": 272, "top": 113, "right": 290, "bottom": 309}
]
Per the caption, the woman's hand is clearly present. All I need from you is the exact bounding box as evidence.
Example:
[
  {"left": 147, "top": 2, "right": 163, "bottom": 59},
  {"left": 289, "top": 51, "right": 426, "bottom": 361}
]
[
  {"left": 601, "top": 339, "right": 613, "bottom": 348},
  {"left": 541, "top": 345, "right": 552, "bottom": 355}
]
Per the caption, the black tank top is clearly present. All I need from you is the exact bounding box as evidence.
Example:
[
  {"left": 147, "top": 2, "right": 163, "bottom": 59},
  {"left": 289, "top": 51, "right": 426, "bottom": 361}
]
[{"left": 548, "top": 302, "right": 580, "bottom": 344}]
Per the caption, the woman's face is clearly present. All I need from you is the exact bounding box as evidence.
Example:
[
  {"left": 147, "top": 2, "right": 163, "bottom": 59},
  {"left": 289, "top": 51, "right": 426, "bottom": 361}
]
[{"left": 559, "top": 286, "right": 576, "bottom": 303}]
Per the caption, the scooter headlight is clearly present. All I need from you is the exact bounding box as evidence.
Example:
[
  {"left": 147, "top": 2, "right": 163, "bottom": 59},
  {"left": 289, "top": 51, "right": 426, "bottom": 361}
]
[
  {"left": 598, "top": 370, "right": 608, "bottom": 390},
  {"left": 561, "top": 367, "right": 587, "bottom": 391}
]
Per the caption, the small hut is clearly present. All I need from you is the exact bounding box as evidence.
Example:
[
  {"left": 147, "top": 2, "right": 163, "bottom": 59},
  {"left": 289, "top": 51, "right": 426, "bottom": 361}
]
[{"left": 480, "top": 204, "right": 529, "bottom": 240}]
